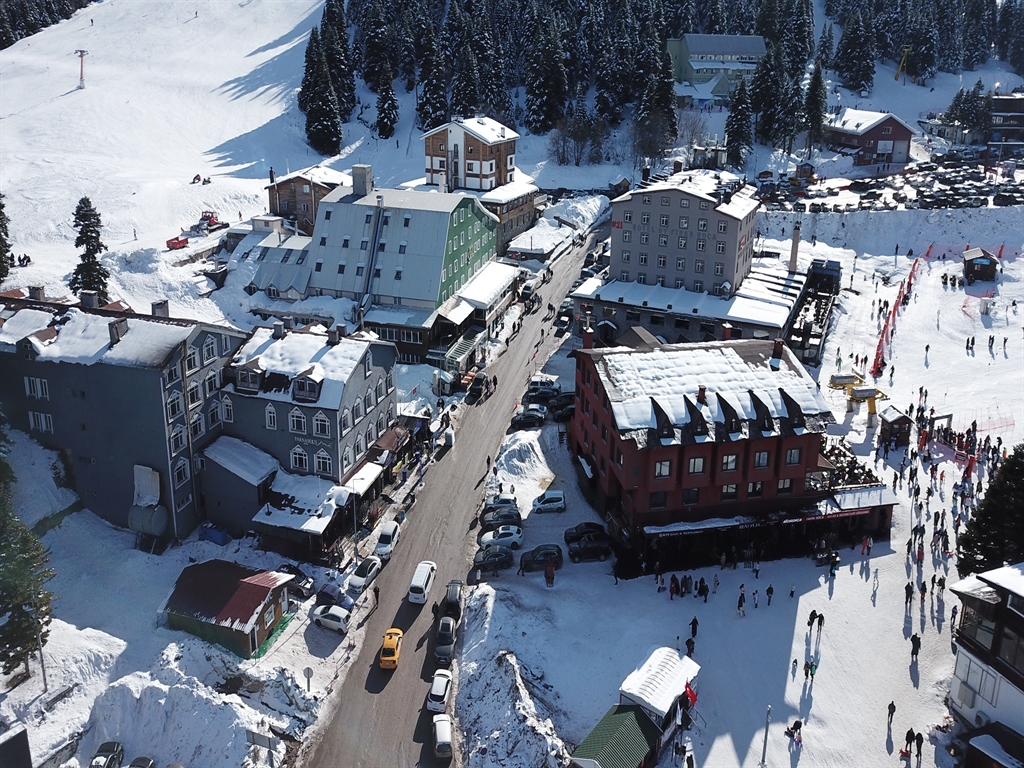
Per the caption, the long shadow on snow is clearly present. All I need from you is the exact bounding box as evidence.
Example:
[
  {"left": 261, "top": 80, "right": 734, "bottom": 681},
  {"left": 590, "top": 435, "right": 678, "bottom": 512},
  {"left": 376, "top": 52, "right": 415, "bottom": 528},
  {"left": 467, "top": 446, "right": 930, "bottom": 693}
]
[{"left": 204, "top": 111, "right": 306, "bottom": 179}]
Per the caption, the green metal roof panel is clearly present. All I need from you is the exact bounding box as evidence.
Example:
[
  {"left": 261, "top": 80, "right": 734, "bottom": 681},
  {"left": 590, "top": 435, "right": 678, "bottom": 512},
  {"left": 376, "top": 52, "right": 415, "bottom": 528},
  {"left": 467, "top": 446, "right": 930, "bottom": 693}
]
[{"left": 572, "top": 705, "right": 661, "bottom": 768}]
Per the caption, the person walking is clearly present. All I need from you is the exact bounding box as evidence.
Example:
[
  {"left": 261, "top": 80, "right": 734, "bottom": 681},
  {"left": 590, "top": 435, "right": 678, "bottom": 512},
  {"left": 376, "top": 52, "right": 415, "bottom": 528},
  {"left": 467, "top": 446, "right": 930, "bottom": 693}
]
[
  {"left": 809, "top": 661, "right": 817, "bottom": 680},
  {"left": 808, "top": 609, "right": 818, "bottom": 629},
  {"left": 752, "top": 589, "right": 759, "bottom": 608},
  {"left": 817, "top": 613, "right": 824, "bottom": 636},
  {"left": 915, "top": 731, "right": 924, "bottom": 757},
  {"left": 911, "top": 633, "right": 922, "bottom": 660},
  {"left": 685, "top": 636, "right": 695, "bottom": 657},
  {"left": 888, "top": 700, "right": 896, "bottom": 725},
  {"left": 713, "top": 574, "right": 719, "bottom": 593},
  {"left": 790, "top": 584, "right": 796, "bottom": 598},
  {"left": 737, "top": 592, "right": 745, "bottom": 617},
  {"left": 905, "top": 728, "right": 916, "bottom": 752},
  {"left": 486, "top": 455, "right": 491, "bottom": 470},
  {"left": 951, "top": 605, "right": 959, "bottom": 626},
  {"left": 867, "top": 535, "right": 873, "bottom": 555},
  {"left": 766, "top": 584, "right": 774, "bottom": 606},
  {"left": 372, "top": 585, "right": 380, "bottom": 608},
  {"left": 670, "top": 574, "right": 679, "bottom": 600},
  {"left": 690, "top": 616, "right": 699, "bottom": 637},
  {"left": 803, "top": 661, "right": 811, "bottom": 680}
]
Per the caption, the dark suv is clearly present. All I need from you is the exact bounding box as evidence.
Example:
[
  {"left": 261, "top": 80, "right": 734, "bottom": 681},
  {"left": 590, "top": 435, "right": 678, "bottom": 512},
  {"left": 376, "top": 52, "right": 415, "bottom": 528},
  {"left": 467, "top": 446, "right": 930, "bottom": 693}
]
[
  {"left": 519, "top": 544, "right": 564, "bottom": 573},
  {"left": 569, "top": 534, "right": 613, "bottom": 563},
  {"left": 443, "top": 580, "right": 464, "bottom": 623}
]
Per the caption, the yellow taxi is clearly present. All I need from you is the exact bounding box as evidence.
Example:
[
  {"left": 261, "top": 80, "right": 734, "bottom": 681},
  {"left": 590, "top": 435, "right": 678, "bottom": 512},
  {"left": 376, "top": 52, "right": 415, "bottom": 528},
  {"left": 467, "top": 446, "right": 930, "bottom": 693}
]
[{"left": 379, "top": 628, "right": 404, "bottom": 669}]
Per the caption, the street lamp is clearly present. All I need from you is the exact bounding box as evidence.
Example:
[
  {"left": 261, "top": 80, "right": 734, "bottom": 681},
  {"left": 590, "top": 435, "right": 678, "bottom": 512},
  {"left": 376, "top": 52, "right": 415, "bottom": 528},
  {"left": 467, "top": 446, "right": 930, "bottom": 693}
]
[{"left": 759, "top": 704, "right": 771, "bottom": 767}]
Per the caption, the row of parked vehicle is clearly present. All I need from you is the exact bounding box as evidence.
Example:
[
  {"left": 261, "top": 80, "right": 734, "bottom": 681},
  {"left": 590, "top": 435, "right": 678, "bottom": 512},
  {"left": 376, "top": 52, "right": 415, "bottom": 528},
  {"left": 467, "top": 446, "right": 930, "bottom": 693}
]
[
  {"left": 88, "top": 742, "right": 154, "bottom": 768},
  {"left": 510, "top": 375, "right": 575, "bottom": 430}
]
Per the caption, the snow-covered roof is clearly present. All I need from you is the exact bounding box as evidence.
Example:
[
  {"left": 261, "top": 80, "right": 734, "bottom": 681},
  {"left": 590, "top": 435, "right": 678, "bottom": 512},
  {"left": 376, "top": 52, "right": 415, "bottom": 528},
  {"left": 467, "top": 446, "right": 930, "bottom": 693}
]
[
  {"left": 341, "top": 461, "right": 384, "bottom": 498},
  {"left": 644, "top": 516, "right": 759, "bottom": 535},
  {"left": 29, "top": 308, "right": 194, "bottom": 367},
  {"left": 362, "top": 305, "right": 435, "bottom": 329},
  {"left": 879, "top": 405, "right": 910, "bottom": 423},
  {"left": 204, "top": 436, "right": 279, "bottom": 486},
  {"left": 682, "top": 33, "right": 766, "bottom": 57},
  {"left": 615, "top": 169, "right": 760, "bottom": 221},
  {"left": 949, "top": 574, "right": 1002, "bottom": 603},
  {"left": 165, "top": 560, "right": 293, "bottom": 635},
  {"left": 254, "top": 471, "right": 346, "bottom": 536},
  {"left": 978, "top": 563, "right": 1024, "bottom": 599},
  {"left": 828, "top": 108, "right": 917, "bottom": 137},
  {"left": 969, "top": 735, "right": 1024, "bottom": 768},
  {"left": 231, "top": 326, "right": 369, "bottom": 409},
  {"left": 267, "top": 164, "right": 351, "bottom": 189},
  {"left": 581, "top": 339, "right": 831, "bottom": 433},
  {"left": 479, "top": 181, "right": 539, "bottom": 205},
  {"left": 619, "top": 646, "right": 700, "bottom": 720},
  {"left": 828, "top": 485, "right": 901, "bottom": 510},
  {"left": 422, "top": 116, "right": 520, "bottom": 145},
  {"left": 458, "top": 261, "right": 518, "bottom": 310},
  {"left": 0, "top": 306, "right": 56, "bottom": 352},
  {"left": 320, "top": 183, "right": 476, "bottom": 214},
  {"left": 437, "top": 295, "right": 475, "bottom": 325}
]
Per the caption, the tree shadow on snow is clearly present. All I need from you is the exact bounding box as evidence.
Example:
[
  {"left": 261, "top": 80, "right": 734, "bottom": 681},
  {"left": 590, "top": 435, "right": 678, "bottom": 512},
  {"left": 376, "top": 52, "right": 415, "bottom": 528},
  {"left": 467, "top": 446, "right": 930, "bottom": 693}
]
[{"left": 204, "top": 112, "right": 302, "bottom": 179}]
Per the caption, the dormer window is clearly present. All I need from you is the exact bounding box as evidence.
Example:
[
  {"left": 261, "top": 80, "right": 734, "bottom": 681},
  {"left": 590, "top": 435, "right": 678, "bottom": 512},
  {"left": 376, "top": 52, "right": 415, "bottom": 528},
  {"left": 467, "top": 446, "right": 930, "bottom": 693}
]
[
  {"left": 185, "top": 346, "right": 199, "bottom": 372},
  {"left": 237, "top": 368, "right": 260, "bottom": 392},
  {"left": 293, "top": 377, "right": 319, "bottom": 402},
  {"left": 364, "top": 351, "right": 372, "bottom": 376}
]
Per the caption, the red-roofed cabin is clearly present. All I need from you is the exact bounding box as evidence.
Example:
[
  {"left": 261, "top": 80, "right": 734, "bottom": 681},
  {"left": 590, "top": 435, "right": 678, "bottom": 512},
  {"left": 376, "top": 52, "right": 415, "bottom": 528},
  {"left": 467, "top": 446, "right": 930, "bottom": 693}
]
[{"left": 163, "top": 559, "right": 294, "bottom": 658}]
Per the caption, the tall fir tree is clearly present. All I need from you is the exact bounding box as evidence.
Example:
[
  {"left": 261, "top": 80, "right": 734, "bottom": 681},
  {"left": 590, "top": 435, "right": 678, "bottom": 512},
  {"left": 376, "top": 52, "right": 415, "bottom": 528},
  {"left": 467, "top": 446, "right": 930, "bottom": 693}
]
[
  {"left": 451, "top": 47, "right": 481, "bottom": 119},
  {"left": 835, "top": 12, "right": 875, "bottom": 90},
  {"left": 0, "top": 486, "right": 55, "bottom": 676},
  {"left": 750, "top": 43, "right": 781, "bottom": 143},
  {"left": 297, "top": 26, "right": 322, "bottom": 114},
  {"left": 416, "top": 27, "right": 449, "bottom": 130},
  {"left": 360, "top": 0, "right": 391, "bottom": 93},
  {"left": 804, "top": 60, "right": 828, "bottom": 149},
  {"left": 906, "top": 10, "right": 939, "bottom": 81},
  {"left": 524, "top": 20, "right": 567, "bottom": 134},
  {"left": 69, "top": 197, "right": 110, "bottom": 305},
  {"left": 957, "top": 444, "right": 1024, "bottom": 576},
  {"left": 816, "top": 23, "right": 834, "bottom": 68},
  {"left": 725, "top": 78, "right": 753, "bottom": 166},
  {"left": 0, "top": 192, "right": 9, "bottom": 284},
  {"left": 320, "top": 19, "right": 356, "bottom": 122},
  {"left": 375, "top": 65, "right": 400, "bottom": 139},
  {"left": 304, "top": 42, "right": 344, "bottom": 156}
]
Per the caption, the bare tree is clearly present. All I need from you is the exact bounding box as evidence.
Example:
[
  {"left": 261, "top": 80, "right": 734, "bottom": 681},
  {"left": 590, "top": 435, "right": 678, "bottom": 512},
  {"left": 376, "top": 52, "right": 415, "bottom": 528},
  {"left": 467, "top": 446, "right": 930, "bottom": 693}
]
[
  {"left": 546, "top": 124, "right": 571, "bottom": 165},
  {"left": 677, "top": 109, "right": 709, "bottom": 160}
]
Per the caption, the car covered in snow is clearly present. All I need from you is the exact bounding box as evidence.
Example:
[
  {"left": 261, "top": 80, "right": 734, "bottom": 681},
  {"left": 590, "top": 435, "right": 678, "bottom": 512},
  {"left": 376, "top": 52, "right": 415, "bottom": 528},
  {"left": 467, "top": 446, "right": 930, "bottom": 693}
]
[{"left": 479, "top": 524, "right": 524, "bottom": 550}]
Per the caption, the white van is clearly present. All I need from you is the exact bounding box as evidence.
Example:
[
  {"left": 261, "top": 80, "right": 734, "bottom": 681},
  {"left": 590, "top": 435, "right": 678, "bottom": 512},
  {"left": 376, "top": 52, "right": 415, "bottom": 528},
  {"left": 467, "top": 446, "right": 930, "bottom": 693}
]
[
  {"left": 408, "top": 560, "right": 438, "bottom": 604},
  {"left": 432, "top": 713, "right": 453, "bottom": 760},
  {"left": 374, "top": 520, "right": 401, "bottom": 562}
]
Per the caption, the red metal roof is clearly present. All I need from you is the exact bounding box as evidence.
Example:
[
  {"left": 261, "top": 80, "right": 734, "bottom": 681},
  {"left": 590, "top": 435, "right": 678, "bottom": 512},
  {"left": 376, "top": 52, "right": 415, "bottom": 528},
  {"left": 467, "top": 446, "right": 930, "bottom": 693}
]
[{"left": 165, "top": 559, "right": 292, "bottom": 634}]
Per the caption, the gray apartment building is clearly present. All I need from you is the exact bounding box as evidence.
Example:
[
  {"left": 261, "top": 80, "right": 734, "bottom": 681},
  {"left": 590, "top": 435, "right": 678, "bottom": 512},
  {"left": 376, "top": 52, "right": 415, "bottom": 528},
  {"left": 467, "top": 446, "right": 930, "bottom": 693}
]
[
  {"left": 0, "top": 298, "right": 248, "bottom": 538},
  {"left": 610, "top": 170, "right": 760, "bottom": 295}
]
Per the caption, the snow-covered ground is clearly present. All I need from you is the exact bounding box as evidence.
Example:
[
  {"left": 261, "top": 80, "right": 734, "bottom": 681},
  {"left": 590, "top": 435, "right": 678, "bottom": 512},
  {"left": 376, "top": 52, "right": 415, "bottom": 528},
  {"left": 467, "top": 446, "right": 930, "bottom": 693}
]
[{"left": 1, "top": 1, "right": 1023, "bottom": 766}]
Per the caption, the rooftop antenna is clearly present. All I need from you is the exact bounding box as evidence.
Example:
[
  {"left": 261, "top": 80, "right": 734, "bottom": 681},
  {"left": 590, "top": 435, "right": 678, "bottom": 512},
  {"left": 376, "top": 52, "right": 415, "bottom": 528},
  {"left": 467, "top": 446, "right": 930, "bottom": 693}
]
[{"left": 75, "top": 49, "right": 88, "bottom": 89}]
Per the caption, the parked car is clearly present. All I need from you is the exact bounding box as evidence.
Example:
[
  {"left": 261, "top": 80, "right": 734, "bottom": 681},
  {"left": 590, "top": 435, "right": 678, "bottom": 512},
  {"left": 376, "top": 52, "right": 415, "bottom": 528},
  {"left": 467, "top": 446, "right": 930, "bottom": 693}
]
[
  {"left": 569, "top": 534, "right": 614, "bottom": 563},
  {"left": 528, "top": 374, "right": 559, "bottom": 392},
  {"left": 480, "top": 524, "right": 524, "bottom": 550},
  {"left": 479, "top": 508, "right": 523, "bottom": 532},
  {"left": 519, "top": 544, "right": 564, "bottom": 573},
  {"left": 551, "top": 390, "right": 575, "bottom": 409},
  {"left": 532, "top": 490, "right": 566, "bottom": 514},
  {"left": 90, "top": 742, "right": 124, "bottom": 768},
  {"left": 379, "top": 628, "right": 404, "bottom": 669},
  {"left": 468, "top": 371, "right": 488, "bottom": 401},
  {"left": 197, "top": 522, "right": 231, "bottom": 546},
  {"left": 432, "top": 713, "right": 454, "bottom": 761},
  {"left": 347, "top": 555, "right": 382, "bottom": 596},
  {"left": 434, "top": 615, "right": 458, "bottom": 665},
  {"left": 442, "top": 580, "right": 464, "bottom": 623},
  {"left": 525, "top": 387, "right": 560, "bottom": 405},
  {"left": 511, "top": 409, "right": 545, "bottom": 430},
  {"left": 483, "top": 493, "right": 519, "bottom": 513},
  {"left": 474, "top": 545, "right": 515, "bottom": 571},
  {"left": 553, "top": 316, "right": 571, "bottom": 334},
  {"left": 315, "top": 583, "right": 346, "bottom": 606},
  {"left": 278, "top": 563, "right": 314, "bottom": 598},
  {"left": 374, "top": 520, "right": 401, "bottom": 562},
  {"left": 127, "top": 759, "right": 155, "bottom": 768},
  {"left": 552, "top": 404, "right": 575, "bottom": 422},
  {"left": 564, "top": 522, "right": 607, "bottom": 545},
  {"left": 312, "top": 604, "right": 351, "bottom": 634},
  {"left": 560, "top": 298, "right": 575, "bottom": 314},
  {"left": 426, "top": 669, "right": 454, "bottom": 712}
]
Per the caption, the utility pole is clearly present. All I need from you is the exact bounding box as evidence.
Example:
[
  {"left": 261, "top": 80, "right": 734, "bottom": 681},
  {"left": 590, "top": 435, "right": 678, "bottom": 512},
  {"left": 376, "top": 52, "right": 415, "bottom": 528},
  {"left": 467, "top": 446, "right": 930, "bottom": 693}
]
[
  {"left": 75, "top": 49, "right": 88, "bottom": 89},
  {"left": 37, "top": 622, "right": 48, "bottom": 692},
  {"left": 759, "top": 704, "right": 771, "bottom": 767}
]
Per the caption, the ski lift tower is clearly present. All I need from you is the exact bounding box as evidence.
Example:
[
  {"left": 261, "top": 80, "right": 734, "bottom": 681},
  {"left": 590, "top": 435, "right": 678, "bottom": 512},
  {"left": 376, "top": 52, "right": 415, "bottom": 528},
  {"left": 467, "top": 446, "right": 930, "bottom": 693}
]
[{"left": 75, "top": 49, "right": 88, "bottom": 89}]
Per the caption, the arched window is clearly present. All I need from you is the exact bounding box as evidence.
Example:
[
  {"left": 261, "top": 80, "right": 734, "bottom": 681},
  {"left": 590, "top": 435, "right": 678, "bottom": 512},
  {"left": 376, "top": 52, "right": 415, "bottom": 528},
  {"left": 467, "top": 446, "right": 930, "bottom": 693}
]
[
  {"left": 314, "top": 411, "right": 330, "bottom": 437},
  {"left": 184, "top": 346, "right": 199, "bottom": 372},
  {"left": 186, "top": 381, "right": 202, "bottom": 408},
  {"left": 209, "top": 400, "right": 221, "bottom": 425},
  {"left": 343, "top": 446, "right": 353, "bottom": 471},
  {"left": 387, "top": 403, "right": 395, "bottom": 426},
  {"left": 342, "top": 409, "right": 351, "bottom": 432},
  {"left": 265, "top": 404, "right": 277, "bottom": 430},
  {"left": 170, "top": 425, "right": 186, "bottom": 454},
  {"left": 366, "top": 386, "right": 375, "bottom": 409},
  {"left": 203, "top": 336, "right": 217, "bottom": 363},
  {"left": 189, "top": 411, "right": 205, "bottom": 439},
  {"left": 353, "top": 398, "right": 363, "bottom": 421},
  {"left": 204, "top": 370, "right": 219, "bottom": 396},
  {"left": 173, "top": 457, "right": 190, "bottom": 487},
  {"left": 315, "top": 450, "right": 332, "bottom": 475},
  {"left": 291, "top": 446, "right": 308, "bottom": 471},
  {"left": 377, "top": 414, "right": 385, "bottom": 436},
  {"left": 377, "top": 377, "right": 386, "bottom": 400},
  {"left": 367, "top": 425, "right": 375, "bottom": 446},
  {"left": 289, "top": 408, "right": 306, "bottom": 434},
  {"left": 355, "top": 435, "right": 364, "bottom": 457},
  {"left": 364, "top": 350, "right": 372, "bottom": 376},
  {"left": 166, "top": 391, "right": 183, "bottom": 420},
  {"left": 386, "top": 370, "right": 394, "bottom": 392},
  {"left": 221, "top": 396, "right": 233, "bottom": 423}
]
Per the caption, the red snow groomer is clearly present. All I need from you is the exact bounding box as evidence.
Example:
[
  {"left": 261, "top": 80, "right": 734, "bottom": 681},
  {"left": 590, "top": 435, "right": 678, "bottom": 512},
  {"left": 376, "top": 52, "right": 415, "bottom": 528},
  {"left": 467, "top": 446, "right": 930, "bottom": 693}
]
[{"left": 200, "top": 210, "right": 228, "bottom": 232}]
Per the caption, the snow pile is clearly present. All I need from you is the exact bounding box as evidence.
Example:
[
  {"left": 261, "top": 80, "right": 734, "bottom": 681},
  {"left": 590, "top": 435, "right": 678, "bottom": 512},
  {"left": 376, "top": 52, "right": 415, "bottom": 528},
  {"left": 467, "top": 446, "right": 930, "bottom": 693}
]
[
  {"left": 457, "top": 587, "right": 571, "bottom": 768},
  {"left": 492, "top": 430, "right": 554, "bottom": 503},
  {"left": 2, "top": 430, "right": 78, "bottom": 528},
  {"left": 508, "top": 195, "right": 609, "bottom": 255}
]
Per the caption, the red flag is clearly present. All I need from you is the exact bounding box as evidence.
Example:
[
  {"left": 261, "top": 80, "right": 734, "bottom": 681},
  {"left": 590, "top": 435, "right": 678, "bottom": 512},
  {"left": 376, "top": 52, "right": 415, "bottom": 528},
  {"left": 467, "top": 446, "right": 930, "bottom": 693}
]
[{"left": 685, "top": 682, "right": 698, "bottom": 707}]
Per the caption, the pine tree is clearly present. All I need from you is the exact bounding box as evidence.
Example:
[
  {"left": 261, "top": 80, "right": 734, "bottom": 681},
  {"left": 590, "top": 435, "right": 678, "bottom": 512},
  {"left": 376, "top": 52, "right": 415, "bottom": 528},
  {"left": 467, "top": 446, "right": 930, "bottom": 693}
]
[
  {"left": 750, "top": 43, "right": 781, "bottom": 143},
  {"left": 524, "top": 20, "right": 567, "bottom": 134},
  {"left": 321, "top": 14, "right": 356, "bottom": 121},
  {"left": 375, "top": 65, "right": 400, "bottom": 139},
  {"left": 957, "top": 444, "right": 1024, "bottom": 576},
  {"left": 816, "top": 23, "right": 834, "bottom": 68},
  {"left": 360, "top": 0, "right": 391, "bottom": 93},
  {"left": 69, "top": 197, "right": 110, "bottom": 304},
  {"left": 0, "top": 192, "right": 10, "bottom": 284},
  {"left": 835, "top": 12, "right": 875, "bottom": 90},
  {"left": 297, "top": 27, "right": 322, "bottom": 114},
  {"left": 804, "top": 60, "right": 828, "bottom": 149},
  {"left": 725, "top": 78, "right": 753, "bottom": 165},
  {"left": 0, "top": 486, "right": 55, "bottom": 676},
  {"left": 304, "top": 44, "right": 344, "bottom": 156},
  {"left": 451, "top": 47, "right": 481, "bottom": 119},
  {"left": 416, "top": 28, "right": 449, "bottom": 130},
  {"left": 906, "top": 11, "right": 939, "bottom": 81}
]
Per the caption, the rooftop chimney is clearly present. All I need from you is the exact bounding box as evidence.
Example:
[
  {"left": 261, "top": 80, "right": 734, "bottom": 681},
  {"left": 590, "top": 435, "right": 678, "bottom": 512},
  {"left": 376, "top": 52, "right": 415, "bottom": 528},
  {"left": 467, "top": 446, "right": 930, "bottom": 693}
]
[
  {"left": 151, "top": 300, "right": 170, "bottom": 318},
  {"left": 697, "top": 385, "right": 707, "bottom": 405},
  {"left": 272, "top": 321, "right": 285, "bottom": 339},
  {"left": 673, "top": 160, "right": 683, "bottom": 173},
  {"left": 352, "top": 164, "right": 373, "bottom": 197},
  {"left": 269, "top": 166, "right": 276, "bottom": 184},
  {"left": 499, "top": 127, "right": 505, "bottom": 138},
  {"left": 28, "top": 285, "right": 45, "bottom": 301},
  {"left": 789, "top": 222, "right": 801, "bottom": 274},
  {"left": 108, "top": 318, "right": 129, "bottom": 347},
  {"left": 80, "top": 290, "right": 99, "bottom": 309},
  {"left": 582, "top": 327, "right": 595, "bottom": 350},
  {"left": 642, "top": 167, "right": 651, "bottom": 183},
  {"left": 771, "top": 338, "right": 785, "bottom": 369},
  {"left": 327, "top": 327, "right": 341, "bottom": 346}
]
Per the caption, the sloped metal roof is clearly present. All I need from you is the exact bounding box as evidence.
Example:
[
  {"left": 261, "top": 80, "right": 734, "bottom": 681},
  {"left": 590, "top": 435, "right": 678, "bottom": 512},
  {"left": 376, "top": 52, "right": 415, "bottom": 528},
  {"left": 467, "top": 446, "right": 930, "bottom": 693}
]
[
  {"left": 571, "top": 704, "right": 661, "bottom": 768},
  {"left": 682, "top": 33, "right": 766, "bottom": 57}
]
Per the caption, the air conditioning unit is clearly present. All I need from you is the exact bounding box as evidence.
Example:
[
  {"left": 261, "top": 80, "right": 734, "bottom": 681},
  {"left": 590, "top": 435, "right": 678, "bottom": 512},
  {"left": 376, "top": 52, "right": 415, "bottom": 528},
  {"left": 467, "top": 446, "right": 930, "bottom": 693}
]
[
  {"left": 957, "top": 681, "right": 976, "bottom": 709},
  {"left": 975, "top": 711, "right": 991, "bottom": 727}
]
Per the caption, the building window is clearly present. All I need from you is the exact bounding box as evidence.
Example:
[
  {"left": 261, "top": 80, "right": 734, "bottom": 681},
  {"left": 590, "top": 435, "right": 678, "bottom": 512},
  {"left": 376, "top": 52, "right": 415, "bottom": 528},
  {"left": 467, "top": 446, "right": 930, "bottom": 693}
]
[
  {"left": 624, "top": 211, "right": 633, "bottom": 222},
  {"left": 676, "top": 257, "right": 686, "bottom": 271},
  {"left": 221, "top": 396, "right": 233, "bottom": 423},
  {"left": 693, "top": 280, "right": 704, "bottom": 292},
  {"left": 185, "top": 347, "right": 199, "bottom": 372},
  {"left": 28, "top": 412, "right": 53, "bottom": 433},
  {"left": 786, "top": 448, "right": 802, "bottom": 465},
  {"left": 343, "top": 446, "right": 353, "bottom": 471},
  {"left": 778, "top": 478, "right": 793, "bottom": 493},
  {"left": 683, "top": 488, "right": 699, "bottom": 504},
  {"left": 694, "top": 259, "right": 705, "bottom": 273},
  {"left": 355, "top": 435, "right": 365, "bottom": 457},
  {"left": 675, "top": 278, "right": 684, "bottom": 288},
  {"left": 638, "top": 253, "right": 648, "bottom": 266},
  {"left": 289, "top": 408, "right": 306, "bottom": 433},
  {"left": 623, "top": 231, "right": 632, "bottom": 243},
  {"left": 698, "top": 218, "right": 708, "bottom": 231},
  {"left": 637, "top": 273, "right": 646, "bottom": 284},
  {"left": 959, "top": 604, "right": 997, "bottom": 651},
  {"left": 353, "top": 398, "right": 363, "bottom": 421},
  {"left": 404, "top": 215, "right": 411, "bottom": 227},
  {"left": 642, "top": 195, "right": 651, "bottom": 205},
  {"left": 680, "top": 199, "right": 690, "bottom": 208},
  {"left": 342, "top": 236, "right": 350, "bottom": 248},
  {"left": 748, "top": 481, "right": 763, "bottom": 497},
  {"left": 342, "top": 409, "right": 351, "bottom": 432},
  {"left": 658, "top": 235, "right": 668, "bottom": 248},
  {"left": 186, "top": 381, "right": 202, "bottom": 408},
  {"left": 997, "top": 627, "right": 1024, "bottom": 675},
  {"left": 189, "top": 411, "right": 205, "bottom": 439},
  {"left": 716, "top": 241, "right": 727, "bottom": 254},
  {"left": 660, "top": 214, "right": 669, "bottom": 226},
  {"left": 688, "top": 457, "right": 705, "bottom": 474},
  {"left": 167, "top": 391, "right": 183, "bottom": 420},
  {"left": 205, "top": 371, "right": 219, "bottom": 397},
  {"left": 174, "top": 458, "right": 190, "bottom": 487},
  {"left": 657, "top": 254, "right": 667, "bottom": 267},
  {"left": 165, "top": 363, "right": 181, "bottom": 385},
  {"left": 718, "top": 220, "right": 728, "bottom": 233},
  {"left": 209, "top": 400, "right": 221, "bottom": 426},
  {"left": 24, "top": 377, "right": 50, "bottom": 400},
  {"left": 722, "top": 483, "right": 738, "bottom": 500},
  {"left": 679, "top": 216, "right": 689, "bottom": 229},
  {"left": 641, "top": 213, "right": 651, "bottom": 225},
  {"left": 715, "top": 262, "right": 725, "bottom": 276},
  {"left": 315, "top": 450, "right": 332, "bottom": 475},
  {"left": 170, "top": 425, "right": 186, "bottom": 454},
  {"left": 655, "top": 460, "right": 671, "bottom": 478},
  {"left": 640, "top": 233, "right": 649, "bottom": 244},
  {"left": 722, "top": 454, "right": 737, "bottom": 471},
  {"left": 314, "top": 412, "right": 331, "bottom": 437},
  {"left": 291, "top": 446, "right": 309, "bottom": 471},
  {"left": 265, "top": 405, "right": 277, "bottom": 430},
  {"left": 622, "top": 250, "right": 631, "bottom": 263},
  {"left": 650, "top": 491, "right": 667, "bottom": 508},
  {"left": 882, "top": 125, "right": 892, "bottom": 134},
  {"left": 700, "top": 201, "right": 709, "bottom": 210},
  {"left": 620, "top": 271, "right": 630, "bottom": 281},
  {"left": 754, "top": 450, "right": 769, "bottom": 468}
]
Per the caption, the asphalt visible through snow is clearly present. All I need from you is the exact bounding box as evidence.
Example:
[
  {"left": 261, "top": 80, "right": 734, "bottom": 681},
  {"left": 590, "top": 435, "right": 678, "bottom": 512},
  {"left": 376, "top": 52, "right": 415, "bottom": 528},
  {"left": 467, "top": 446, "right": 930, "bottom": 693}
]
[{"left": 304, "top": 220, "right": 609, "bottom": 768}]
